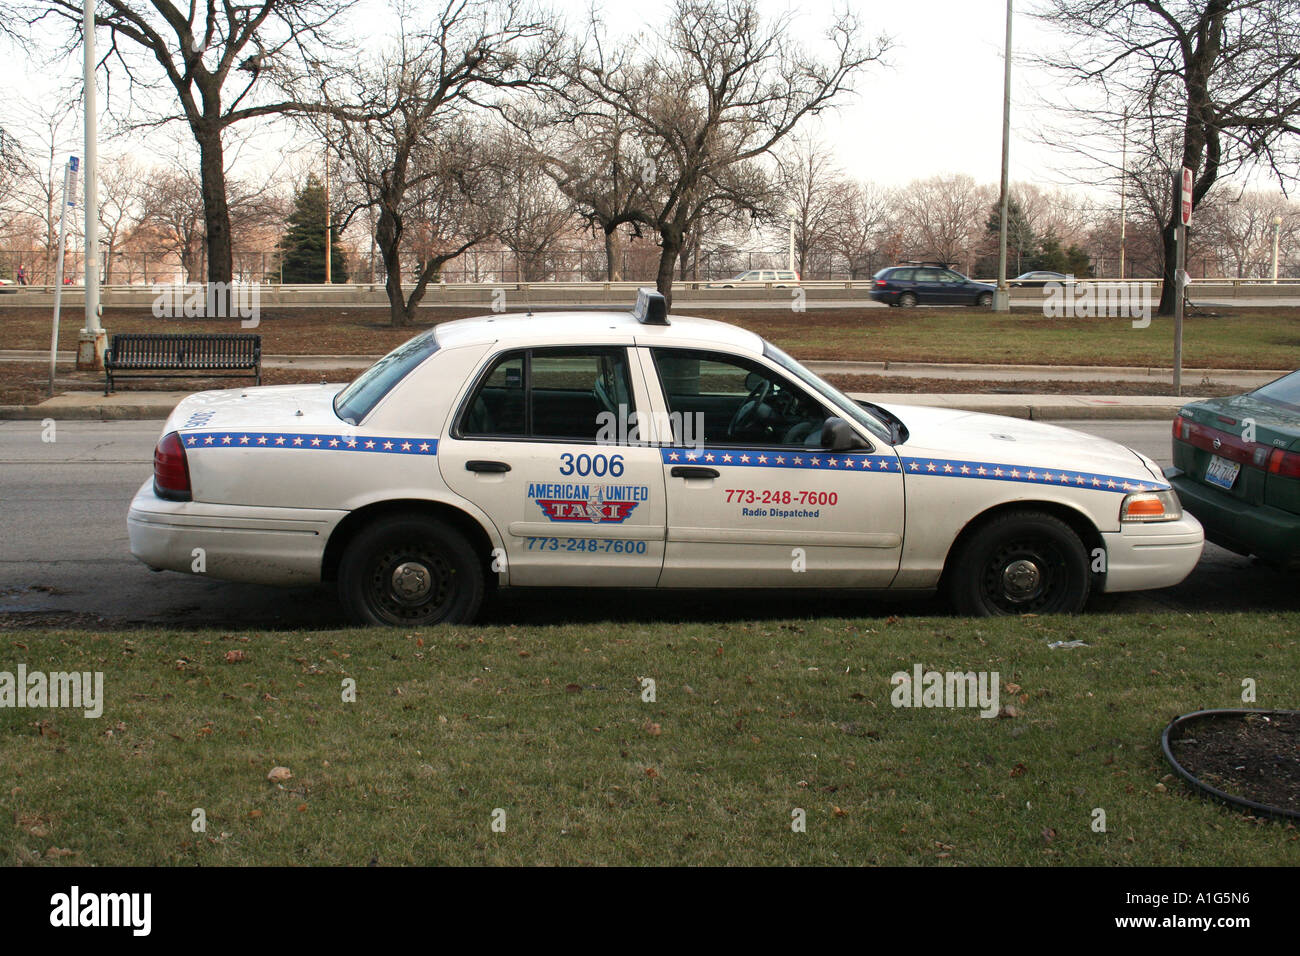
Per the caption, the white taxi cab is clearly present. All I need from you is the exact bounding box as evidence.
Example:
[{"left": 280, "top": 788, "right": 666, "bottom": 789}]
[{"left": 128, "top": 290, "right": 1203, "bottom": 624}]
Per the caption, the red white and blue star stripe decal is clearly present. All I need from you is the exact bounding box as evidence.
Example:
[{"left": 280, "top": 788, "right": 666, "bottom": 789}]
[
  {"left": 659, "top": 447, "right": 1168, "bottom": 494},
  {"left": 181, "top": 431, "right": 437, "bottom": 455}
]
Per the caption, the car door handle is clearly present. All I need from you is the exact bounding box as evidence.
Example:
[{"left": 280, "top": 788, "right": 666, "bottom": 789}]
[
  {"left": 671, "top": 466, "right": 719, "bottom": 479},
  {"left": 466, "top": 460, "right": 511, "bottom": 473}
]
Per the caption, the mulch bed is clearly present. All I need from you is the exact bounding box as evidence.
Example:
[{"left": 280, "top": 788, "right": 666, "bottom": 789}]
[
  {"left": 1169, "top": 712, "right": 1300, "bottom": 816},
  {"left": 823, "top": 374, "right": 1240, "bottom": 398}
]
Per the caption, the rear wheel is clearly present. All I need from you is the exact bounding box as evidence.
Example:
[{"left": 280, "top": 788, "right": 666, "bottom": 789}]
[
  {"left": 338, "top": 514, "right": 485, "bottom": 626},
  {"left": 898, "top": 291, "right": 918, "bottom": 308},
  {"left": 945, "top": 511, "right": 1090, "bottom": 616},
  {"left": 977, "top": 291, "right": 994, "bottom": 307}
]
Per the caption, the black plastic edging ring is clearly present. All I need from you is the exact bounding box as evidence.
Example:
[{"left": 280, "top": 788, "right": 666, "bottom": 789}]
[{"left": 1161, "top": 708, "right": 1300, "bottom": 822}]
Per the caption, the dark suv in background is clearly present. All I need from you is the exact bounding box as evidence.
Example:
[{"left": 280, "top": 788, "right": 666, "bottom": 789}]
[{"left": 870, "top": 265, "right": 996, "bottom": 307}]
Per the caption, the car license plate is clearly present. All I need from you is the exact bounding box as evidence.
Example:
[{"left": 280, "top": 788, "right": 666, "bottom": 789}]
[{"left": 1205, "top": 455, "right": 1240, "bottom": 490}]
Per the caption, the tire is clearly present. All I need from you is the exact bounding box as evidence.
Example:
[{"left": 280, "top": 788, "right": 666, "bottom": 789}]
[
  {"left": 945, "top": 511, "right": 1090, "bottom": 616},
  {"left": 338, "top": 514, "right": 485, "bottom": 626},
  {"left": 977, "top": 292, "right": 994, "bottom": 307},
  {"left": 898, "top": 292, "right": 918, "bottom": 308}
]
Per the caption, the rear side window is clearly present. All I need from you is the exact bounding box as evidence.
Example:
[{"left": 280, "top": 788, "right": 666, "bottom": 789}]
[
  {"left": 1253, "top": 371, "right": 1300, "bottom": 412},
  {"left": 459, "top": 347, "right": 635, "bottom": 442},
  {"left": 334, "top": 328, "right": 439, "bottom": 424},
  {"left": 890, "top": 269, "right": 915, "bottom": 281}
]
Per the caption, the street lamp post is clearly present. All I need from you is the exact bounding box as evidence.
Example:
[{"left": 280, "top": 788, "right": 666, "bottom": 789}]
[
  {"left": 787, "top": 206, "right": 796, "bottom": 274},
  {"left": 992, "top": 0, "right": 1013, "bottom": 312},
  {"left": 1273, "top": 216, "right": 1283, "bottom": 283},
  {"left": 77, "top": 0, "right": 106, "bottom": 370},
  {"left": 1118, "top": 113, "right": 1127, "bottom": 280}
]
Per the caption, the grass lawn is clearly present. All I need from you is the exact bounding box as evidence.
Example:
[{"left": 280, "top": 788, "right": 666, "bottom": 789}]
[
  {"left": 2, "top": 305, "right": 1298, "bottom": 369},
  {"left": 4, "top": 613, "right": 1297, "bottom": 866}
]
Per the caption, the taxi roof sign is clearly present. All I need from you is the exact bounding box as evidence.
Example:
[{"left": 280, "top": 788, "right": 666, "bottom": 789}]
[{"left": 632, "top": 287, "right": 669, "bottom": 326}]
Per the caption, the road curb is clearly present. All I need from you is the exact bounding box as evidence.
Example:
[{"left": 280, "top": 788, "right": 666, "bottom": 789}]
[
  {"left": 2, "top": 394, "right": 1192, "bottom": 423},
  {"left": 0, "top": 404, "right": 174, "bottom": 421}
]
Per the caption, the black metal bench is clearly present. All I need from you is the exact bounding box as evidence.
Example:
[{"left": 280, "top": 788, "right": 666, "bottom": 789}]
[{"left": 104, "top": 333, "right": 262, "bottom": 395}]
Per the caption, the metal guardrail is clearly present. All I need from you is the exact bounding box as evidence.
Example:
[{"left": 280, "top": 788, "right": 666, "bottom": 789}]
[{"left": 2, "top": 276, "right": 1298, "bottom": 308}]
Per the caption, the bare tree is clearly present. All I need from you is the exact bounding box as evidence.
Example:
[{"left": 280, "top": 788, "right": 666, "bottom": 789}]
[
  {"left": 530, "top": 110, "right": 653, "bottom": 281},
  {"left": 1201, "top": 190, "right": 1298, "bottom": 276},
  {"left": 896, "top": 174, "right": 990, "bottom": 272},
  {"left": 320, "top": 0, "right": 559, "bottom": 326},
  {"left": 97, "top": 155, "right": 147, "bottom": 283},
  {"left": 564, "top": 0, "right": 888, "bottom": 306},
  {"left": 492, "top": 146, "right": 577, "bottom": 281},
  {"left": 826, "top": 180, "right": 892, "bottom": 278},
  {"left": 136, "top": 167, "right": 207, "bottom": 279},
  {"left": 777, "top": 134, "right": 848, "bottom": 278},
  {"left": 1037, "top": 0, "right": 1300, "bottom": 313},
  {"left": 12, "top": 0, "right": 355, "bottom": 293},
  {"left": 1, "top": 101, "right": 79, "bottom": 283},
  {"left": 136, "top": 163, "right": 273, "bottom": 281}
]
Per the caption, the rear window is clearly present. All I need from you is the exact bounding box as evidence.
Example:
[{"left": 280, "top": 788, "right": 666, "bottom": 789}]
[
  {"left": 334, "top": 328, "right": 439, "bottom": 424},
  {"left": 1252, "top": 371, "right": 1300, "bottom": 413}
]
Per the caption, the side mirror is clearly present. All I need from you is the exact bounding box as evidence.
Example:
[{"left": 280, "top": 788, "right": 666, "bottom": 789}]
[{"left": 821, "top": 417, "right": 869, "bottom": 452}]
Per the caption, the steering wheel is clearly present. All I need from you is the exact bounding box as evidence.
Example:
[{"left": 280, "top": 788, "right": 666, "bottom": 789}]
[{"left": 728, "top": 379, "right": 772, "bottom": 438}]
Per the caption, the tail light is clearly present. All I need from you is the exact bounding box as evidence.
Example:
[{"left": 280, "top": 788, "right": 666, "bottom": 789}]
[
  {"left": 874, "top": 279, "right": 887, "bottom": 287},
  {"left": 154, "top": 431, "right": 192, "bottom": 501},
  {"left": 1267, "top": 448, "right": 1300, "bottom": 479},
  {"left": 1172, "top": 415, "right": 1190, "bottom": 441}
]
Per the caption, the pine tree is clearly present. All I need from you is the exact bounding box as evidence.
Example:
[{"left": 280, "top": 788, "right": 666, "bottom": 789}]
[
  {"left": 981, "top": 198, "right": 1038, "bottom": 276},
  {"left": 277, "top": 173, "right": 348, "bottom": 283}
]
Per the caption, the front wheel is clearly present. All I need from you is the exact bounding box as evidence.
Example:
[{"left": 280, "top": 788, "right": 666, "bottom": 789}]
[
  {"left": 977, "top": 291, "right": 994, "bottom": 307},
  {"left": 945, "top": 511, "right": 1090, "bottom": 616},
  {"left": 338, "top": 514, "right": 485, "bottom": 625}
]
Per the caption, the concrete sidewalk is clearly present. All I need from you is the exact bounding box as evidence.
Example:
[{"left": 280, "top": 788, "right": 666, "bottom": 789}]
[
  {"left": 2, "top": 349, "right": 1284, "bottom": 388},
  {"left": 0, "top": 388, "right": 1197, "bottom": 422}
]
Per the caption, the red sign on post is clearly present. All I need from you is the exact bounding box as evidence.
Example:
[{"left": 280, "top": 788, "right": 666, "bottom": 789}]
[{"left": 1180, "top": 166, "right": 1193, "bottom": 225}]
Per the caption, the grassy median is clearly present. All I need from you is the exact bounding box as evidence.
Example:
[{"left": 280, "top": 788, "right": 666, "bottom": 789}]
[
  {"left": 3, "top": 613, "right": 1298, "bottom": 866},
  {"left": 3, "top": 305, "right": 1299, "bottom": 370}
]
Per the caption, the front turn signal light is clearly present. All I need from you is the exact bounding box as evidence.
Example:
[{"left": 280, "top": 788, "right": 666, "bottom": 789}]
[{"left": 1120, "top": 490, "right": 1181, "bottom": 523}]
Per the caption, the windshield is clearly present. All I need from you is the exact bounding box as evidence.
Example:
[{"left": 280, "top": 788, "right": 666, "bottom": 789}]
[
  {"left": 1252, "top": 370, "right": 1300, "bottom": 413},
  {"left": 334, "top": 328, "right": 440, "bottom": 424},
  {"left": 761, "top": 339, "right": 894, "bottom": 443}
]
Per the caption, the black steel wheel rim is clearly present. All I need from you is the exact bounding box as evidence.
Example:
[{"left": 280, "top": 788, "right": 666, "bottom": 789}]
[
  {"left": 980, "top": 538, "right": 1068, "bottom": 613},
  {"left": 366, "top": 544, "right": 456, "bottom": 622}
]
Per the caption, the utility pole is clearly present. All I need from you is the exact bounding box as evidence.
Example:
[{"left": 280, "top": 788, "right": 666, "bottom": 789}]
[
  {"left": 787, "top": 207, "right": 796, "bottom": 274},
  {"left": 1118, "top": 113, "right": 1127, "bottom": 280},
  {"left": 1273, "top": 216, "right": 1283, "bottom": 283},
  {"left": 992, "top": 0, "right": 1013, "bottom": 312},
  {"left": 323, "top": 132, "right": 332, "bottom": 284},
  {"left": 78, "top": 0, "right": 105, "bottom": 370}
]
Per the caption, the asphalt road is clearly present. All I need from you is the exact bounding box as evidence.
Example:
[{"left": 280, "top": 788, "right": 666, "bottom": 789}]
[{"left": 1, "top": 418, "right": 1294, "bottom": 631}]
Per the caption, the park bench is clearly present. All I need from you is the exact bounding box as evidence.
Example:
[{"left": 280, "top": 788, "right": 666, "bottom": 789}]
[{"left": 104, "top": 333, "right": 262, "bottom": 395}]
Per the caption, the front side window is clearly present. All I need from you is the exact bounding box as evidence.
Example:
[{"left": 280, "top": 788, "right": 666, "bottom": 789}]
[
  {"left": 459, "top": 347, "right": 634, "bottom": 442},
  {"left": 651, "top": 348, "right": 831, "bottom": 447},
  {"left": 762, "top": 340, "right": 893, "bottom": 444}
]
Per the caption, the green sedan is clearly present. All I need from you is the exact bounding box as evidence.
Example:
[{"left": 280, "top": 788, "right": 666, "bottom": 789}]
[{"left": 1168, "top": 370, "right": 1300, "bottom": 570}]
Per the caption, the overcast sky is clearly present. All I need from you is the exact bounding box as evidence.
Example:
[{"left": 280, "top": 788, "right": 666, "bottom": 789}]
[{"left": 0, "top": 0, "right": 1162, "bottom": 202}]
